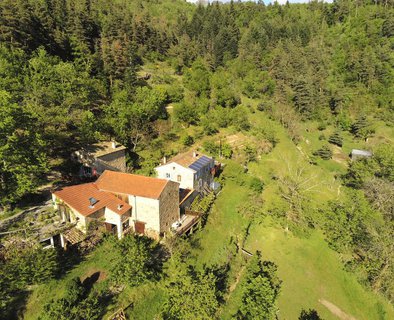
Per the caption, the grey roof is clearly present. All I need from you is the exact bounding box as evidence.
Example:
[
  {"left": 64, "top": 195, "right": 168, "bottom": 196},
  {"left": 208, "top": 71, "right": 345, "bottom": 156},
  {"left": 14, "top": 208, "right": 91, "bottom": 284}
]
[
  {"left": 351, "top": 149, "right": 372, "bottom": 157},
  {"left": 189, "top": 156, "right": 212, "bottom": 171}
]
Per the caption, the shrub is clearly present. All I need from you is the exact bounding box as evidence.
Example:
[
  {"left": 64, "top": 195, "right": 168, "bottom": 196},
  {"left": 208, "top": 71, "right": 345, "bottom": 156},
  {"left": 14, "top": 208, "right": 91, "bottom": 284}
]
[
  {"left": 244, "top": 145, "right": 257, "bottom": 163},
  {"left": 231, "top": 108, "right": 250, "bottom": 131},
  {"left": 317, "top": 123, "right": 326, "bottom": 131},
  {"left": 203, "top": 140, "right": 219, "bottom": 155},
  {"left": 257, "top": 102, "right": 265, "bottom": 111},
  {"left": 174, "top": 103, "right": 198, "bottom": 125},
  {"left": 181, "top": 135, "right": 194, "bottom": 146},
  {"left": 250, "top": 177, "right": 264, "bottom": 193},
  {"left": 221, "top": 143, "right": 233, "bottom": 159},
  {"left": 201, "top": 118, "right": 219, "bottom": 135}
]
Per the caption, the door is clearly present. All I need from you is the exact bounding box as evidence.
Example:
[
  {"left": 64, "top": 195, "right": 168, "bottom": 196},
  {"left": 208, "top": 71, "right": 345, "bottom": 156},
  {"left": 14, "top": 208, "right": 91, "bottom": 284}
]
[
  {"left": 105, "top": 223, "right": 117, "bottom": 235},
  {"left": 134, "top": 221, "right": 145, "bottom": 235}
]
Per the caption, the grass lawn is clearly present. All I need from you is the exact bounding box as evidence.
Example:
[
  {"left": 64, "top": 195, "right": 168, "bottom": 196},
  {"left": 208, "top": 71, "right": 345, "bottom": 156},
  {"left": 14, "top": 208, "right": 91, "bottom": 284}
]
[
  {"left": 243, "top": 225, "right": 394, "bottom": 320},
  {"left": 193, "top": 179, "right": 249, "bottom": 268},
  {"left": 200, "top": 162, "right": 394, "bottom": 320}
]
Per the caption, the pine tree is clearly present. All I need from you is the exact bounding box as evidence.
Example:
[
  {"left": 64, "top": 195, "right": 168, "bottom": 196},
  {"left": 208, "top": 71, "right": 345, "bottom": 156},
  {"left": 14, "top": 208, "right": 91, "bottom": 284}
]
[
  {"left": 351, "top": 116, "right": 374, "bottom": 140},
  {"left": 328, "top": 131, "right": 343, "bottom": 147},
  {"left": 313, "top": 145, "right": 333, "bottom": 160}
]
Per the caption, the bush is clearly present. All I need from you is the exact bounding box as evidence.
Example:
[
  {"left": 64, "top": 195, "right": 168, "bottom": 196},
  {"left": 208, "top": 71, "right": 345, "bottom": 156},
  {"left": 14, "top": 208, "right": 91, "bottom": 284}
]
[
  {"left": 244, "top": 145, "right": 257, "bottom": 163},
  {"left": 174, "top": 103, "right": 198, "bottom": 125},
  {"left": 257, "top": 102, "right": 265, "bottom": 111},
  {"left": 203, "top": 140, "right": 219, "bottom": 155},
  {"left": 166, "top": 84, "right": 184, "bottom": 103},
  {"left": 317, "top": 123, "right": 326, "bottom": 131},
  {"left": 318, "top": 134, "right": 326, "bottom": 141},
  {"left": 181, "top": 135, "right": 194, "bottom": 146},
  {"left": 250, "top": 177, "right": 264, "bottom": 193},
  {"left": 201, "top": 118, "right": 219, "bottom": 135},
  {"left": 231, "top": 108, "right": 250, "bottom": 131},
  {"left": 221, "top": 143, "right": 233, "bottom": 159}
]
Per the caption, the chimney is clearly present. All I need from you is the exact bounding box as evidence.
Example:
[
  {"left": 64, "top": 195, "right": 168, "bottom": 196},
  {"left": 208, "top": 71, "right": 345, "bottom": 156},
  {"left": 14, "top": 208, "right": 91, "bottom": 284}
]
[
  {"left": 111, "top": 141, "right": 116, "bottom": 149},
  {"left": 117, "top": 204, "right": 123, "bottom": 211},
  {"left": 163, "top": 156, "right": 167, "bottom": 164}
]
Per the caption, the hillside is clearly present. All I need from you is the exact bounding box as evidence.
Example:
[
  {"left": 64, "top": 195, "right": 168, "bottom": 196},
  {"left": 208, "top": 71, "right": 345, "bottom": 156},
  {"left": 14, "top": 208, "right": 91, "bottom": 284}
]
[{"left": 0, "top": 0, "right": 393, "bottom": 319}]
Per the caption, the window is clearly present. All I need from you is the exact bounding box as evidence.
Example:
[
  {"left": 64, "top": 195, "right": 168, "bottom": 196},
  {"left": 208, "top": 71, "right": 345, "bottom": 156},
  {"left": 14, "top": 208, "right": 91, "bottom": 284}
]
[
  {"left": 177, "top": 175, "right": 182, "bottom": 182},
  {"left": 166, "top": 173, "right": 171, "bottom": 178}
]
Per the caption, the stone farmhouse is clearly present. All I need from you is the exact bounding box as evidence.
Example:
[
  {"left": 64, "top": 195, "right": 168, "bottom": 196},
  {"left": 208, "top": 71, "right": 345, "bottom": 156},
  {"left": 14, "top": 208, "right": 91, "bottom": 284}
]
[
  {"left": 52, "top": 171, "right": 180, "bottom": 246},
  {"left": 155, "top": 151, "right": 216, "bottom": 194},
  {"left": 72, "top": 141, "right": 127, "bottom": 177}
]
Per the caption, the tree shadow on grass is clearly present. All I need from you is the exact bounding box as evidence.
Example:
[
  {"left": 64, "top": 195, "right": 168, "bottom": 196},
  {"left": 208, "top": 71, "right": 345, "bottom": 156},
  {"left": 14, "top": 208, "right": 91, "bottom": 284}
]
[
  {"left": 56, "top": 246, "right": 85, "bottom": 279},
  {"left": 2, "top": 290, "right": 30, "bottom": 320},
  {"left": 82, "top": 271, "right": 101, "bottom": 292}
]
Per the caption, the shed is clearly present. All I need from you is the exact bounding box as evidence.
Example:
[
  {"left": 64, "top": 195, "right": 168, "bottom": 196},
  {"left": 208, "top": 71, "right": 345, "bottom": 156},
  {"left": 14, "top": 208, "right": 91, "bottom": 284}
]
[{"left": 350, "top": 149, "right": 372, "bottom": 161}]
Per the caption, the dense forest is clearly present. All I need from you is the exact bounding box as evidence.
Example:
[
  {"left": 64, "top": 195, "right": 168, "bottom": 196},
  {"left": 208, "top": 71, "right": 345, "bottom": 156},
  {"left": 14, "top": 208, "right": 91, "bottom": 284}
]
[{"left": 0, "top": 0, "right": 393, "bottom": 319}]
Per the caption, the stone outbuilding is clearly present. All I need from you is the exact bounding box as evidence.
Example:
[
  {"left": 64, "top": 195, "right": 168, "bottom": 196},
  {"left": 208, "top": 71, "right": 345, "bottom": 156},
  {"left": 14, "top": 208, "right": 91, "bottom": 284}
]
[{"left": 72, "top": 141, "right": 127, "bottom": 177}]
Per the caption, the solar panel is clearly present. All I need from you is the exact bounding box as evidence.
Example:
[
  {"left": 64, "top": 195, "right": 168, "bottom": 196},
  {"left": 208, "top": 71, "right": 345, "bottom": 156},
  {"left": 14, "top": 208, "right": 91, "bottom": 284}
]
[
  {"left": 89, "top": 197, "right": 98, "bottom": 207},
  {"left": 189, "top": 156, "right": 211, "bottom": 171}
]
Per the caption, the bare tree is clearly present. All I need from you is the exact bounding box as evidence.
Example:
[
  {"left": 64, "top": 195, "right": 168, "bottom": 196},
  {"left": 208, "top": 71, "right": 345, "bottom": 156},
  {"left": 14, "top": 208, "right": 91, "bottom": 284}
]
[{"left": 277, "top": 156, "right": 321, "bottom": 231}]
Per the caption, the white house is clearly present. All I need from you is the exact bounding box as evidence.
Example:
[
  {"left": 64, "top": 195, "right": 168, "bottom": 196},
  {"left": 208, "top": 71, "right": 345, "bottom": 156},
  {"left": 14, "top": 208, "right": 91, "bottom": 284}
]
[{"left": 155, "top": 151, "right": 215, "bottom": 193}]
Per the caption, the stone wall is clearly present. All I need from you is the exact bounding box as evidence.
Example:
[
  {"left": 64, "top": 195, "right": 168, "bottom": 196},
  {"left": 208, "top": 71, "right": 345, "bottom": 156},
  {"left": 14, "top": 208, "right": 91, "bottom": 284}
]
[
  {"left": 159, "top": 181, "right": 180, "bottom": 233},
  {"left": 128, "top": 195, "right": 160, "bottom": 232},
  {"left": 97, "top": 149, "right": 127, "bottom": 172},
  {"left": 0, "top": 207, "right": 40, "bottom": 232}
]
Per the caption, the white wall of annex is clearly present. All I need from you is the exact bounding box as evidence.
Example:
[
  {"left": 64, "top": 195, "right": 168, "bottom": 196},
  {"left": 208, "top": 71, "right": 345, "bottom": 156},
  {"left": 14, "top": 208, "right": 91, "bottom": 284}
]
[{"left": 155, "top": 163, "right": 195, "bottom": 190}]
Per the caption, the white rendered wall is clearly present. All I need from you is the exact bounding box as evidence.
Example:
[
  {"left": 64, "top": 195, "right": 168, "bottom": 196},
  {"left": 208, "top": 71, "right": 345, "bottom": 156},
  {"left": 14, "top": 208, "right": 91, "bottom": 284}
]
[{"left": 155, "top": 163, "right": 195, "bottom": 190}]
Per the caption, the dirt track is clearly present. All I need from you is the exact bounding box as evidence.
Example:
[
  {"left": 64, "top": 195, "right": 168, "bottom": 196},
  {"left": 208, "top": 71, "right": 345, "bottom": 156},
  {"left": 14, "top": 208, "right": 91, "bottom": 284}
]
[{"left": 319, "top": 299, "right": 357, "bottom": 320}]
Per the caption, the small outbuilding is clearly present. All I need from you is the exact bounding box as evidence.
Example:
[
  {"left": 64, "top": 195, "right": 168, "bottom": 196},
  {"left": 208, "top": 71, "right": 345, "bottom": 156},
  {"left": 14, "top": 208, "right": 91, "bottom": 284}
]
[
  {"left": 72, "top": 141, "right": 127, "bottom": 177},
  {"left": 350, "top": 149, "right": 372, "bottom": 161}
]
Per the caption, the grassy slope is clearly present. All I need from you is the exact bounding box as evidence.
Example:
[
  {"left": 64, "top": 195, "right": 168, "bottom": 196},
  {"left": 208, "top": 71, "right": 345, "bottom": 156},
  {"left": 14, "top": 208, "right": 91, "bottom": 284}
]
[
  {"left": 205, "top": 174, "right": 394, "bottom": 320},
  {"left": 192, "top": 113, "right": 394, "bottom": 319}
]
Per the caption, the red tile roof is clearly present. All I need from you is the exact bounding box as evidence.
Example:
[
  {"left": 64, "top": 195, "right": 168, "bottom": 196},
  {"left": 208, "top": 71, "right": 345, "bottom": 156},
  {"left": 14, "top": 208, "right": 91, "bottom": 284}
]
[
  {"left": 96, "top": 170, "right": 171, "bottom": 199},
  {"left": 53, "top": 183, "right": 131, "bottom": 217}
]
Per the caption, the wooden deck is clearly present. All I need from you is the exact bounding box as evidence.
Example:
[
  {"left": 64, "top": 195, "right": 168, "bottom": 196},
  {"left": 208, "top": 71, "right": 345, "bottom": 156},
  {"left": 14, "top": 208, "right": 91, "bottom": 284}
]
[{"left": 175, "top": 210, "right": 203, "bottom": 235}]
